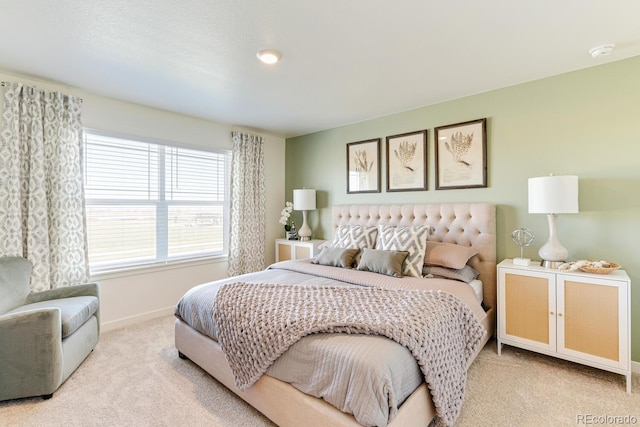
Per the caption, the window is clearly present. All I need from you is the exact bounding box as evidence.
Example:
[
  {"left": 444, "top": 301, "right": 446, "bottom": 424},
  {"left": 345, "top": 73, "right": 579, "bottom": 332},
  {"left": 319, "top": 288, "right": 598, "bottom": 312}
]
[{"left": 83, "top": 130, "right": 230, "bottom": 272}]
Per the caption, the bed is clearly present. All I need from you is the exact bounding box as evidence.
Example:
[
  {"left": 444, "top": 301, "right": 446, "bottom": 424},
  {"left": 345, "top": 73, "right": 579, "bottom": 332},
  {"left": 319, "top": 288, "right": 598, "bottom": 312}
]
[{"left": 174, "top": 203, "right": 496, "bottom": 427}]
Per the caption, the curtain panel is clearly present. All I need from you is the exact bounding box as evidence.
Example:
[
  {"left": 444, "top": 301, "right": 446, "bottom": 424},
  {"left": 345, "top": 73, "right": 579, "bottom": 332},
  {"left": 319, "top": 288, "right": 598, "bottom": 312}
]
[
  {"left": 228, "top": 131, "right": 266, "bottom": 276},
  {"left": 0, "top": 82, "right": 89, "bottom": 291}
]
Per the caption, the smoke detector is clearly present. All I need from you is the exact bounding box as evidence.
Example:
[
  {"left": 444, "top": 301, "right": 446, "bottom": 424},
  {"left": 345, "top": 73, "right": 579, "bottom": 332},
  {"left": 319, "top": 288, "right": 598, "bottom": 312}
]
[{"left": 588, "top": 44, "right": 615, "bottom": 58}]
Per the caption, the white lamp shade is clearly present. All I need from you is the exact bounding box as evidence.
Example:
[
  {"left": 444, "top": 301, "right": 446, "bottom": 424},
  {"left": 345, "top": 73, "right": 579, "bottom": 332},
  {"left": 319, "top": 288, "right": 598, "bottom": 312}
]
[
  {"left": 293, "top": 189, "right": 316, "bottom": 211},
  {"left": 528, "top": 175, "right": 578, "bottom": 214}
]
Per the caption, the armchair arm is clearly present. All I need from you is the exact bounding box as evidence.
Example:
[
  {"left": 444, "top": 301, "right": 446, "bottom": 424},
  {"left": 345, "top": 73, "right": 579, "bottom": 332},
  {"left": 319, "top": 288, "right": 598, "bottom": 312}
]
[
  {"left": 0, "top": 309, "right": 64, "bottom": 400},
  {"left": 25, "top": 282, "right": 99, "bottom": 304}
]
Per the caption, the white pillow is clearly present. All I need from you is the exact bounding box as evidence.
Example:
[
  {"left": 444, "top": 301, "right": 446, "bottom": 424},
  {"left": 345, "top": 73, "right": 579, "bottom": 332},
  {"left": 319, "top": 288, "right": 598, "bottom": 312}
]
[
  {"left": 376, "top": 225, "right": 429, "bottom": 277},
  {"left": 328, "top": 225, "right": 378, "bottom": 250}
]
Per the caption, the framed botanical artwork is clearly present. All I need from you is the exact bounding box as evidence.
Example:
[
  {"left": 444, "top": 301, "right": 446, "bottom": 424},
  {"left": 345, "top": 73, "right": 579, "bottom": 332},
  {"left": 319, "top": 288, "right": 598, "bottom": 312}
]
[
  {"left": 385, "top": 130, "right": 427, "bottom": 192},
  {"left": 346, "top": 138, "right": 381, "bottom": 193},
  {"left": 435, "top": 118, "right": 487, "bottom": 190}
]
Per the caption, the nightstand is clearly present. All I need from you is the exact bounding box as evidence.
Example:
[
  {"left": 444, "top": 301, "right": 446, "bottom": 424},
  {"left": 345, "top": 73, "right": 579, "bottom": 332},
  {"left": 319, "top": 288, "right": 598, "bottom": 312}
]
[
  {"left": 275, "top": 239, "right": 326, "bottom": 262},
  {"left": 497, "top": 259, "right": 631, "bottom": 392}
]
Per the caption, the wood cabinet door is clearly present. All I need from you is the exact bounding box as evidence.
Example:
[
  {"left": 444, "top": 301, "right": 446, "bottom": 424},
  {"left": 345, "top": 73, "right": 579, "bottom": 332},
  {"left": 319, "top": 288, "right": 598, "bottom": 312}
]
[
  {"left": 294, "top": 245, "right": 312, "bottom": 259},
  {"left": 556, "top": 274, "right": 628, "bottom": 369},
  {"left": 276, "top": 241, "right": 293, "bottom": 262},
  {"left": 499, "top": 268, "right": 556, "bottom": 352}
]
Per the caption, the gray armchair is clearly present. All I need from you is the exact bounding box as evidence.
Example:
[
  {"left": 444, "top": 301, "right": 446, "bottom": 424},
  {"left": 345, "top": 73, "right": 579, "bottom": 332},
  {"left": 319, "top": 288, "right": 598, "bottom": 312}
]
[{"left": 0, "top": 256, "right": 100, "bottom": 401}]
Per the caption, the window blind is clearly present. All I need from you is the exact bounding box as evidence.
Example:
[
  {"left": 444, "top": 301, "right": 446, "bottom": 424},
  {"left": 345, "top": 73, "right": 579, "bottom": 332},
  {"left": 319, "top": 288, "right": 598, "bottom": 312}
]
[{"left": 83, "top": 131, "right": 230, "bottom": 272}]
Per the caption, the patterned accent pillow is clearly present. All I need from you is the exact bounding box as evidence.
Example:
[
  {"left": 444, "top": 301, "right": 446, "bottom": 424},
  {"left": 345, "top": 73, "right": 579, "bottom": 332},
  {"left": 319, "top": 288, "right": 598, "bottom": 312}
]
[
  {"left": 328, "top": 225, "right": 378, "bottom": 250},
  {"left": 376, "top": 225, "right": 429, "bottom": 277}
]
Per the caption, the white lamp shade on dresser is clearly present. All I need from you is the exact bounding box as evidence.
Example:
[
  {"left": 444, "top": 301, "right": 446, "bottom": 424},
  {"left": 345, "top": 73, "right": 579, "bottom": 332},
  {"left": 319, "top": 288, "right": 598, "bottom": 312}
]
[
  {"left": 528, "top": 175, "right": 578, "bottom": 214},
  {"left": 293, "top": 189, "right": 316, "bottom": 211}
]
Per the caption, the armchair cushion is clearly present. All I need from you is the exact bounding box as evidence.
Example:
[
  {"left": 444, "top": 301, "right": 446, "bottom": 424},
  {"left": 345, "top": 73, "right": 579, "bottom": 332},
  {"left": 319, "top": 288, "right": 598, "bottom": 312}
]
[
  {"left": 0, "top": 256, "right": 32, "bottom": 314},
  {"left": 5, "top": 296, "right": 98, "bottom": 338}
]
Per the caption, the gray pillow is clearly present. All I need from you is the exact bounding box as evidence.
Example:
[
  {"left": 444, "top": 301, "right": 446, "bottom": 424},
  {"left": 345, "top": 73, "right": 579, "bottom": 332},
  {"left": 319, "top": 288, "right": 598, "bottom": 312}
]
[
  {"left": 356, "top": 248, "right": 409, "bottom": 277},
  {"left": 423, "top": 265, "right": 479, "bottom": 283},
  {"left": 313, "top": 247, "right": 360, "bottom": 268}
]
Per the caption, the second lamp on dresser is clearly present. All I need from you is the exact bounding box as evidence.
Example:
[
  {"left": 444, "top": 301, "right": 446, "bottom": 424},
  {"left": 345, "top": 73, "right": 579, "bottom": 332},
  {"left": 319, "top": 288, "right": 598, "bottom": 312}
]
[{"left": 293, "top": 188, "right": 316, "bottom": 241}]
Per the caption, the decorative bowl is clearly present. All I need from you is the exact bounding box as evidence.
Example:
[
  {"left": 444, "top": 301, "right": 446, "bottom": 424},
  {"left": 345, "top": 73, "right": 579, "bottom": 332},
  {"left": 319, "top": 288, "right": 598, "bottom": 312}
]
[{"left": 579, "top": 262, "right": 621, "bottom": 274}]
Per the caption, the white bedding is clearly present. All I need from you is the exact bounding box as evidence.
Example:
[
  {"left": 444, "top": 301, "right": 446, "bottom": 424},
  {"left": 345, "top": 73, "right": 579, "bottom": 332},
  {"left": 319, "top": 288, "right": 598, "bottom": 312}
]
[{"left": 469, "top": 279, "right": 483, "bottom": 303}]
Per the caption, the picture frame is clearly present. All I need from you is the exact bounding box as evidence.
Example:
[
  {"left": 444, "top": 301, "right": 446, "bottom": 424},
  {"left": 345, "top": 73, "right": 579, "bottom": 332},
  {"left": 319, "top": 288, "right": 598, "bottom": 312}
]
[
  {"left": 346, "top": 138, "right": 381, "bottom": 193},
  {"left": 435, "top": 118, "right": 487, "bottom": 190},
  {"left": 385, "top": 130, "right": 427, "bottom": 192}
]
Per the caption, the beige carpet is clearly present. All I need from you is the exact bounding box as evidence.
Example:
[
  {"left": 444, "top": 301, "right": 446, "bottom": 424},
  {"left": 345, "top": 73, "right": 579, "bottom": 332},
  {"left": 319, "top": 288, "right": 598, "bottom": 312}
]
[{"left": 1, "top": 315, "right": 638, "bottom": 427}]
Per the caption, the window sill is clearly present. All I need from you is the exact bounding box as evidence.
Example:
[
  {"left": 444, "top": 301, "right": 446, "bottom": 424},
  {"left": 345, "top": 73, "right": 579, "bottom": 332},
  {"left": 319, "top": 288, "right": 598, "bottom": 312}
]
[{"left": 89, "top": 255, "right": 228, "bottom": 281}]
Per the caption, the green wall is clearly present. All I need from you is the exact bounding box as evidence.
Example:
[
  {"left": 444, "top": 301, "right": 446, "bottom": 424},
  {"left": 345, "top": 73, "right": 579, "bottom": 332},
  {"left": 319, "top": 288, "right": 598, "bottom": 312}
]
[{"left": 285, "top": 55, "right": 640, "bottom": 363}]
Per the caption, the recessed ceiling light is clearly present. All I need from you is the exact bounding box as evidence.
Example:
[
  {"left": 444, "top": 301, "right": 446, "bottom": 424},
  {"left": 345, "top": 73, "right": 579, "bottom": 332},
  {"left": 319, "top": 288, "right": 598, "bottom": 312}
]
[
  {"left": 256, "top": 50, "right": 281, "bottom": 64},
  {"left": 588, "top": 44, "right": 615, "bottom": 58}
]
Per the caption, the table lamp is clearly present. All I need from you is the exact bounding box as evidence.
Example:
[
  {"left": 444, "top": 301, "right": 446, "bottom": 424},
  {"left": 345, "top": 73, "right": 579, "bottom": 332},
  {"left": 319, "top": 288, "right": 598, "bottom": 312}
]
[
  {"left": 528, "top": 174, "right": 579, "bottom": 268},
  {"left": 293, "top": 189, "right": 316, "bottom": 241}
]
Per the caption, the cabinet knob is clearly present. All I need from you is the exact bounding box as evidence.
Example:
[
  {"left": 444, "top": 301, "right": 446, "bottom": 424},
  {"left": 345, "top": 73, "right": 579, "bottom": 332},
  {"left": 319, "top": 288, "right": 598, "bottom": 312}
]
[
  {"left": 558, "top": 313, "right": 563, "bottom": 317},
  {"left": 550, "top": 311, "right": 554, "bottom": 315}
]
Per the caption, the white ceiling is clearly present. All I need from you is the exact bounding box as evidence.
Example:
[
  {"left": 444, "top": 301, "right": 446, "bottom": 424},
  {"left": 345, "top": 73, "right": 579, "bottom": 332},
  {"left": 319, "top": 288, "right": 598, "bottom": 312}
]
[{"left": 1, "top": 1, "right": 639, "bottom": 138}]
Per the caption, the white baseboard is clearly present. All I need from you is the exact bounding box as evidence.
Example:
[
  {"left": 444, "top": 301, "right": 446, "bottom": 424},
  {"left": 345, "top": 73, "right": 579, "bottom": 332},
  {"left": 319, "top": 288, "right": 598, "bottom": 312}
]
[
  {"left": 633, "top": 360, "right": 640, "bottom": 374},
  {"left": 100, "top": 306, "right": 174, "bottom": 333}
]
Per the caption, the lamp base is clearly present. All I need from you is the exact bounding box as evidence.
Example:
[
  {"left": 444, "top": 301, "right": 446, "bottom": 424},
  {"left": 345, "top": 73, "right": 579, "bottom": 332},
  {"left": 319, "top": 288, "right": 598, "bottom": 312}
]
[
  {"left": 538, "top": 214, "right": 569, "bottom": 270},
  {"left": 540, "top": 259, "right": 565, "bottom": 269},
  {"left": 298, "top": 210, "right": 312, "bottom": 243}
]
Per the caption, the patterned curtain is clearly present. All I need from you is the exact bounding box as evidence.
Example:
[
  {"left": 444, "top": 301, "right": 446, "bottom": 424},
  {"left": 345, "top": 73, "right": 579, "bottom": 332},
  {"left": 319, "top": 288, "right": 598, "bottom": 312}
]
[
  {"left": 228, "top": 131, "right": 266, "bottom": 276},
  {"left": 0, "top": 82, "right": 89, "bottom": 291}
]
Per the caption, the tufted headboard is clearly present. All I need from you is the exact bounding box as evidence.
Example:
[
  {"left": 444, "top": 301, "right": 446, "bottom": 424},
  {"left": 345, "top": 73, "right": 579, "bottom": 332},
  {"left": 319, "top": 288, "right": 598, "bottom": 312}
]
[{"left": 332, "top": 203, "right": 497, "bottom": 312}]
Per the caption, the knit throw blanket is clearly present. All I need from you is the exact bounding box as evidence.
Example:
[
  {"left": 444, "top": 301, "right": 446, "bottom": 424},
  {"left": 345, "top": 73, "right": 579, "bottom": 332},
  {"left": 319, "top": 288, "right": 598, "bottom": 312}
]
[{"left": 213, "top": 282, "right": 486, "bottom": 427}]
